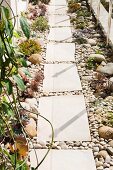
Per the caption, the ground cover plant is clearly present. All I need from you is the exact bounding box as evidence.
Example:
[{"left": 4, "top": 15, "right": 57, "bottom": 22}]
[{"left": 0, "top": 1, "right": 53, "bottom": 169}]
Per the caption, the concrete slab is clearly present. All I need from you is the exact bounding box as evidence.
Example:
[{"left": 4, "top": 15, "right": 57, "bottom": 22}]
[
  {"left": 43, "top": 64, "right": 82, "bottom": 92},
  {"left": 48, "top": 5, "right": 68, "bottom": 15},
  {"left": 50, "top": 0, "right": 67, "bottom": 6},
  {"left": 48, "top": 27, "right": 72, "bottom": 42},
  {"left": 38, "top": 95, "right": 91, "bottom": 141},
  {"left": 49, "top": 15, "right": 70, "bottom": 27},
  {"left": 30, "top": 149, "right": 96, "bottom": 170},
  {"left": 46, "top": 43, "right": 75, "bottom": 62}
]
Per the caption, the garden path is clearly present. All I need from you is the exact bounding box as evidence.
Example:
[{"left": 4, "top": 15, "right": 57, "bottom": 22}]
[{"left": 30, "top": 0, "right": 97, "bottom": 169}]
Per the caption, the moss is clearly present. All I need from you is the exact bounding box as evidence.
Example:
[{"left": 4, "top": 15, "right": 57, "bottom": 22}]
[
  {"left": 19, "top": 39, "right": 41, "bottom": 56},
  {"left": 32, "top": 16, "right": 49, "bottom": 32}
]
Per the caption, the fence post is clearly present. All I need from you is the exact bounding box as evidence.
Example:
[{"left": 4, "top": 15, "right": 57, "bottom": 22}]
[
  {"left": 107, "top": 0, "right": 112, "bottom": 45},
  {"left": 97, "top": 0, "right": 100, "bottom": 25}
]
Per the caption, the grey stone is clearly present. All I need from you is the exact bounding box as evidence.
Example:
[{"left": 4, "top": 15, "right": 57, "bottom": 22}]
[
  {"left": 97, "top": 63, "right": 113, "bottom": 75},
  {"left": 96, "top": 161, "right": 103, "bottom": 167},
  {"left": 107, "top": 147, "right": 113, "bottom": 156},
  {"left": 89, "top": 54, "right": 106, "bottom": 63},
  {"left": 87, "top": 39, "right": 97, "bottom": 46}
]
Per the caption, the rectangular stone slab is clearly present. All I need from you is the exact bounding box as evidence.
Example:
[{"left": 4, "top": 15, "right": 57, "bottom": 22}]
[
  {"left": 43, "top": 64, "right": 82, "bottom": 92},
  {"left": 48, "top": 5, "right": 68, "bottom": 15},
  {"left": 49, "top": 15, "right": 70, "bottom": 27},
  {"left": 48, "top": 27, "right": 72, "bottom": 42},
  {"left": 30, "top": 149, "right": 96, "bottom": 170},
  {"left": 38, "top": 95, "right": 91, "bottom": 141},
  {"left": 46, "top": 43, "right": 75, "bottom": 62},
  {"left": 50, "top": 0, "right": 67, "bottom": 6}
]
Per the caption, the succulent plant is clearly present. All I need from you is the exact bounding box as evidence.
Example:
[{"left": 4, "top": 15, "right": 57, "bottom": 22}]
[{"left": 19, "top": 39, "right": 41, "bottom": 56}]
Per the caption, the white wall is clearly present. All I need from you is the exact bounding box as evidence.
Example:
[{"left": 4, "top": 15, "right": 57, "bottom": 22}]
[{"left": 0, "top": 0, "right": 28, "bottom": 29}]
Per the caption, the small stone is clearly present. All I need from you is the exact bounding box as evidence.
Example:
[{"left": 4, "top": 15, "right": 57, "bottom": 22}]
[
  {"left": 98, "top": 126, "right": 113, "bottom": 139},
  {"left": 105, "top": 155, "right": 111, "bottom": 163},
  {"left": 87, "top": 39, "right": 97, "bottom": 46},
  {"left": 89, "top": 54, "right": 106, "bottom": 63},
  {"left": 98, "top": 150, "right": 109, "bottom": 159},
  {"left": 103, "top": 162, "right": 110, "bottom": 168},
  {"left": 82, "top": 142, "right": 87, "bottom": 147},
  {"left": 96, "top": 161, "right": 103, "bottom": 167},
  {"left": 28, "top": 54, "right": 42, "bottom": 65},
  {"left": 75, "top": 141, "right": 81, "bottom": 147},
  {"left": 93, "top": 147, "right": 99, "bottom": 152},
  {"left": 37, "top": 140, "right": 46, "bottom": 147},
  {"left": 97, "top": 166, "right": 104, "bottom": 170},
  {"left": 107, "top": 147, "right": 113, "bottom": 156}
]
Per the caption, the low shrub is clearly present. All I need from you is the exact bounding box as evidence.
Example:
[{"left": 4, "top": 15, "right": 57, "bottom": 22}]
[
  {"left": 32, "top": 16, "right": 48, "bottom": 32},
  {"left": 68, "top": 0, "right": 81, "bottom": 13},
  {"left": 19, "top": 39, "right": 41, "bottom": 56}
]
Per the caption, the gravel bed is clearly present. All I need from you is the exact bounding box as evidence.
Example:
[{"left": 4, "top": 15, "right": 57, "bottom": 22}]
[{"left": 28, "top": 1, "right": 113, "bottom": 169}]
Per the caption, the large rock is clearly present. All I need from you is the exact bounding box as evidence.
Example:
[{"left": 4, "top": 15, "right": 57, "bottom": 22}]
[
  {"left": 24, "top": 118, "right": 37, "bottom": 138},
  {"left": 97, "top": 63, "right": 113, "bottom": 75},
  {"left": 28, "top": 54, "right": 42, "bottom": 65},
  {"left": 89, "top": 54, "right": 106, "bottom": 63},
  {"left": 98, "top": 126, "right": 113, "bottom": 139}
]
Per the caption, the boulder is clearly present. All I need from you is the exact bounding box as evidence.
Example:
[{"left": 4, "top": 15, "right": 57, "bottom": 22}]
[
  {"left": 89, "top": 54, "right": 106, "bottom": 63},
  {"left": 97, "top": 63, "right": 113, "bottom": 75},
  {"left": 98, "top": 126, "right": 113, "bottom": 139},
  {"left": 28, "top": 54, "right": 42, "bottom": 65}
]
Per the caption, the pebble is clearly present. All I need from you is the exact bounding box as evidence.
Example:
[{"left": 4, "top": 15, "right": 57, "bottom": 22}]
[
  {"left": 97, "top": 166, "right": 104, "bottom": 170},
  {"left": 96, "top": 161, "right": 103, "bottom": 167},
  {"left": 93, "top": 147, "right": 100, "bottom": 152}
]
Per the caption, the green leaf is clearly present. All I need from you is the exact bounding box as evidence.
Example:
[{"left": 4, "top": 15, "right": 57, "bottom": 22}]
[
  {"left": 4, "top": 79, "right": 12, "bottom": 95},
  {"left": 1, "top": 6, "right": 13, "bottom": 37},
  {"left": 0, "top": 83, "right": 2, "bottom": 94},
  {"left": 20, "top": 16, "right": 30, "bottom": 39},
  {"left": 19, "top": 58, "right": 27, "bottom": 67},
  {"left": 2, "top": 102, "right": 14, "bottom": 116},
  {"left": 13, "top": 31, "right": 20, "bottom": 38},
  {"left": 13, "top": 74, "right": 25, "bottom": 91},
  {"left": 21, "top": 68, "right": 31, "bottom": 77}
]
